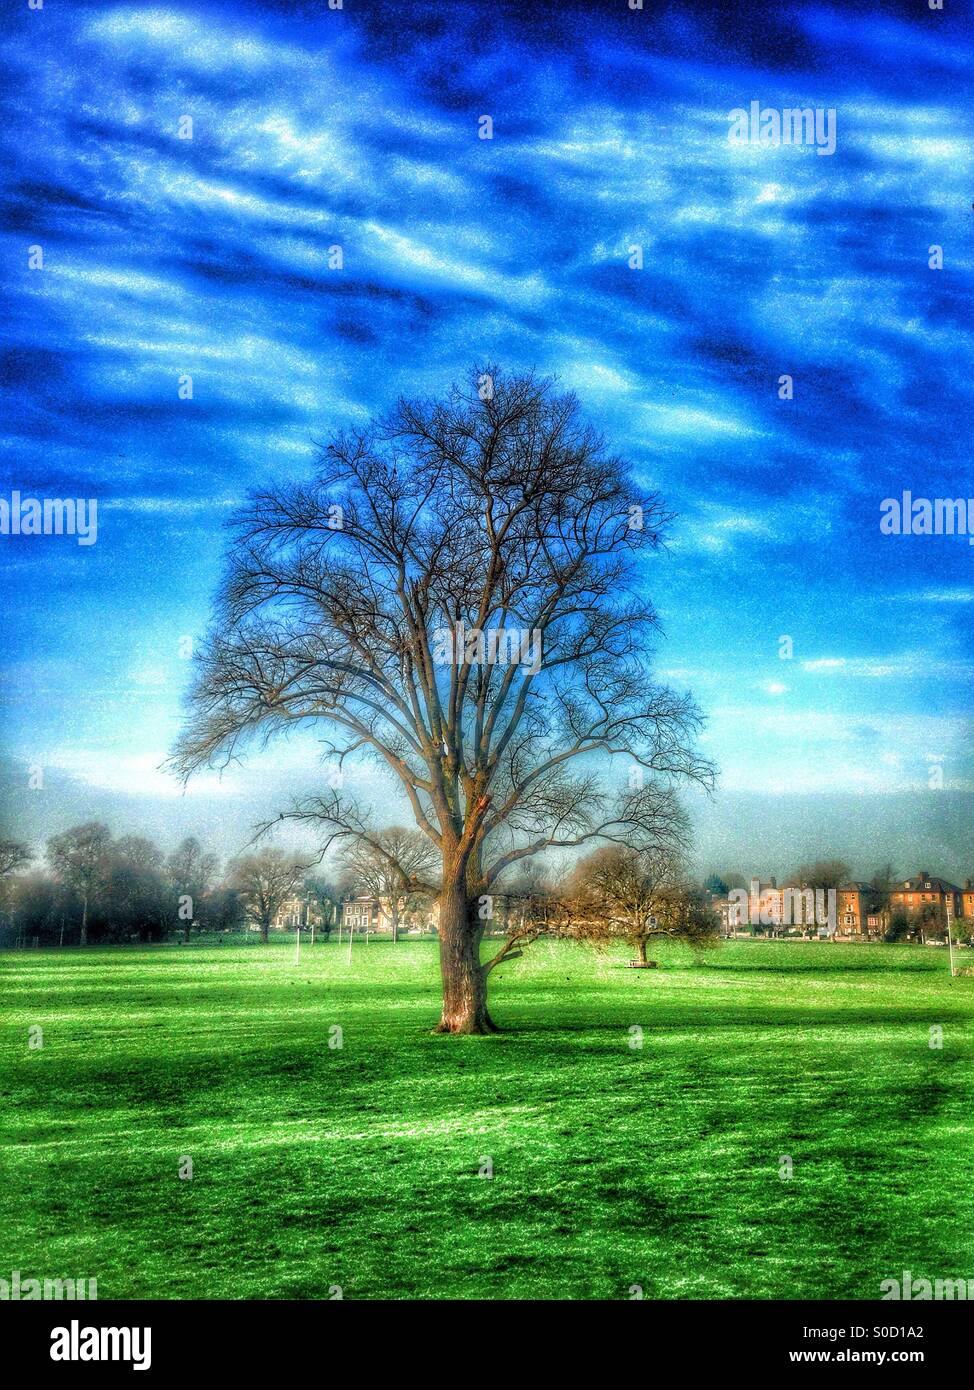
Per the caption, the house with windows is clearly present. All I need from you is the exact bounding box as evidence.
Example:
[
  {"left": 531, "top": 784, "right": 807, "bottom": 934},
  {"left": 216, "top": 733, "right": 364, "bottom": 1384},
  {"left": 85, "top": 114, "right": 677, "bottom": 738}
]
[
  {"left": 270, "top": 894, "right": 327, "bottom": 931},
  {"left": 753, "top": 877, "right": 785, "bottom": 926},
  {"left": 341, "top": 895, "right": 384, "bottom": 932},
  {"left": 708, "top": 868, "right": 974, "bottom": 943},
  {"left": 717, "top": 876, "right": 881, "bottom": 936},
  {"left": 340, "top": 893, "right": 440, "bottom": 935},
  {"left": 836, "top": 883, "right": 884, "bottom": 937},
  {"left": 339, "top": 887, "right": 542, "bottom": 938},
  {"left": 890, "top": 872, "right": 963, "bottom": 926}
]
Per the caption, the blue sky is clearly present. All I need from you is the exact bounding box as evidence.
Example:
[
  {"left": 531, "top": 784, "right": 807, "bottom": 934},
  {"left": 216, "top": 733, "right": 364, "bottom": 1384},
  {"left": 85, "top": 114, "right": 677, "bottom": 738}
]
[{"left": 1, "top": 0, "right": 972, "bottom": 878}]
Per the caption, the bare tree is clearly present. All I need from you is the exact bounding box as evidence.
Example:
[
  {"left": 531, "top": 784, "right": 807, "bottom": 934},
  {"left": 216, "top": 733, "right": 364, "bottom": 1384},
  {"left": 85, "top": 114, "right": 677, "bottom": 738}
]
[
  {"left": 303, "top": 874, "right": 339, "bottom": 937},
  {"left": 869, "top": 862, "right": 897, "bottom": 928},
  {"left": 229, "top": 847, "right": 306, "bottom": 941},
  {"left": 340, "top": 825, "right": 438, "bottom": 942},
  {"left": 47, "top": 822, "right": 112, "bottom": 946},
  {"left": 570, "top": 842, "right": 686, "bottom": 964},
  {"left": 113, "top": 835, "right": 164, "bottom": 871},
  {"left": 172, "top": 368, "right": 713, "bottom": 1031},
  {"left": 793, "top": 859, "right": 852, "bottom": 891},
  {"left": 101, "top": 840, "right": 169, "bottom": 944},
  {"left": 0, "top": 840, "right": 33, "bottom": 878},
  {"left": 474, "top": 853, "right": 718, "bottom": 976},
  {"left": 166, "top": 836, "right": 219, "bottom": 942},
  {"left": 0, "top": 840, "right": 33, "bottom": 934}
]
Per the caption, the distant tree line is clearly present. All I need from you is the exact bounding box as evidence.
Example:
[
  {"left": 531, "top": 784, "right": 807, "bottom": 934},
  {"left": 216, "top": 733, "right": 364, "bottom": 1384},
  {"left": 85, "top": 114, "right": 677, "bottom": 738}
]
[{"left": 0, "top": 826, "right": 342, "bottom": 947}]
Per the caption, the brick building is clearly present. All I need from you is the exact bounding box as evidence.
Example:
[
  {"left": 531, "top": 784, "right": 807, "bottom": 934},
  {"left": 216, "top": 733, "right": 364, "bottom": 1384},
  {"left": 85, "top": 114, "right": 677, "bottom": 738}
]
[{"left": 890, "top": 872, "right": 963, "bottom": 926}]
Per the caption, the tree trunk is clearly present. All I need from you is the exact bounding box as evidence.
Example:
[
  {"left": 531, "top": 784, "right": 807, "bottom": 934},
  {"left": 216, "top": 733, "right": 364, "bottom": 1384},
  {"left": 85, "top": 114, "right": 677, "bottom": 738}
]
[
  {"left": 636, "top": 935, "right": 649, "bottom": 964},
  {"left": 80, "top": 896, "right": 88, "bottom": 947},
  {"left": 184, "top": 919, "right": 192, "bottom": 944},
  {"left": 391, "top": 902, "right": 399, "bottom": 944},
  {"left": 261, "top": 918, "right": 269, "bottom": 943},
  {"left": 434, "top": 879, "right": 497, "bottom": 1034}
]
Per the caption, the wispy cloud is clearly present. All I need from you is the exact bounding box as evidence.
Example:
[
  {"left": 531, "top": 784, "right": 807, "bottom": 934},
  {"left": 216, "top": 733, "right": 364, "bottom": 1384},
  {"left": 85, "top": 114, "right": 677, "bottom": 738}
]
[{"left": 1, "top": 0, "right": 972, "bottom": 843}]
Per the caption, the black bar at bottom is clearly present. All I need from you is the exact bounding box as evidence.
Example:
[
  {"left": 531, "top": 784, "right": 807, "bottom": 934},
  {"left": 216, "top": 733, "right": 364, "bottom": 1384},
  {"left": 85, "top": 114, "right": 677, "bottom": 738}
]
[{"left": 2, "top": 1298, "right": 965, "bottom": 1375}]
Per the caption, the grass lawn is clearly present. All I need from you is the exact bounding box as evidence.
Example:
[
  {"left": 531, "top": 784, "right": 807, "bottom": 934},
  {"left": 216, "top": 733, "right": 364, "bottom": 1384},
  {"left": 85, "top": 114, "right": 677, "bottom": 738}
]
[{"left": 1, "top": 937, "right": 972, "bottom": 1300}]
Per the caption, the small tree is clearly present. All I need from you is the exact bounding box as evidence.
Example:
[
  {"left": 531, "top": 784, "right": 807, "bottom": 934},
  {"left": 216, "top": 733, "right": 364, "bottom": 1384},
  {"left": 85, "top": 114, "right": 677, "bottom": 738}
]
[
  {"left": 166, "top": 836, "right": 219, "bottom": 942},
  {"left": 480, "top": 850, "right": 718, "bottom": 976},
  {"left": 9, "top": 871, "right": 60, "bottom": 946},
  {"left": 716, "top": 870, "right": 748, "bottom": 891},
  {"left": 793, "top": 858, "right": 852, "bottom": 891},
  {"left": 339, "top": 826, "right": 439, "bottom": 942},
  {"left": 491, "top": 861, "right": 557, "bottom": 936},
  {"left": 101, "top": 842, "right": 169, "bottom": 943},
  {"left": 569, "top": 841, "right": 717, "bottom": 963},
  {"left": 884, "top": 906, "right": 911, "bottom": 943},
  {"left": 229, "top": 848, "right": 305, "bottom": 941},
  {"left": 47, "top": 823, "right": 112, "bottom": 946},
  {"left": 913, "top": 898, "right": 947, "bottom": 945},
  {"left": 870, "top": 863, "right": 897, "bottom": 930},
  {"left": 572, "top": 845, "right": 674, "bottom": 963},
  {"left": 203, "top": 884, "right": 246, "bottom": 935},
  {"left": 302, "top": 875, "right": 339, "bottom": 937},
  {"left": 0, "top": 840, "right": 33, "bottom": 937},
  {"left": 0, "top": 840, "right": 33, "bottom": 878}
]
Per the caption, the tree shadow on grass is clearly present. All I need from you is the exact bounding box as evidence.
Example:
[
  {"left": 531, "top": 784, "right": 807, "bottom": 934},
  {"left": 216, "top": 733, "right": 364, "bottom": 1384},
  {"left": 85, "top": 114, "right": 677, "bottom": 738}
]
[
  {"left": 693, "top": 960, "right": 942, "bottom": 975},
  {"left": 486, "top": 1002, "right": 969, "bottom": 1038}
]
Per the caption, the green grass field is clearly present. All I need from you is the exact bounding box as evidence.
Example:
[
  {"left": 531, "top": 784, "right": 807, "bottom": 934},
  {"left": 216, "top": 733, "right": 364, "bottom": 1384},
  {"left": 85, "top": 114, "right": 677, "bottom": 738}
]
[{"left": 2, "top": 937, "right": 973, "bottom": 1300}]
